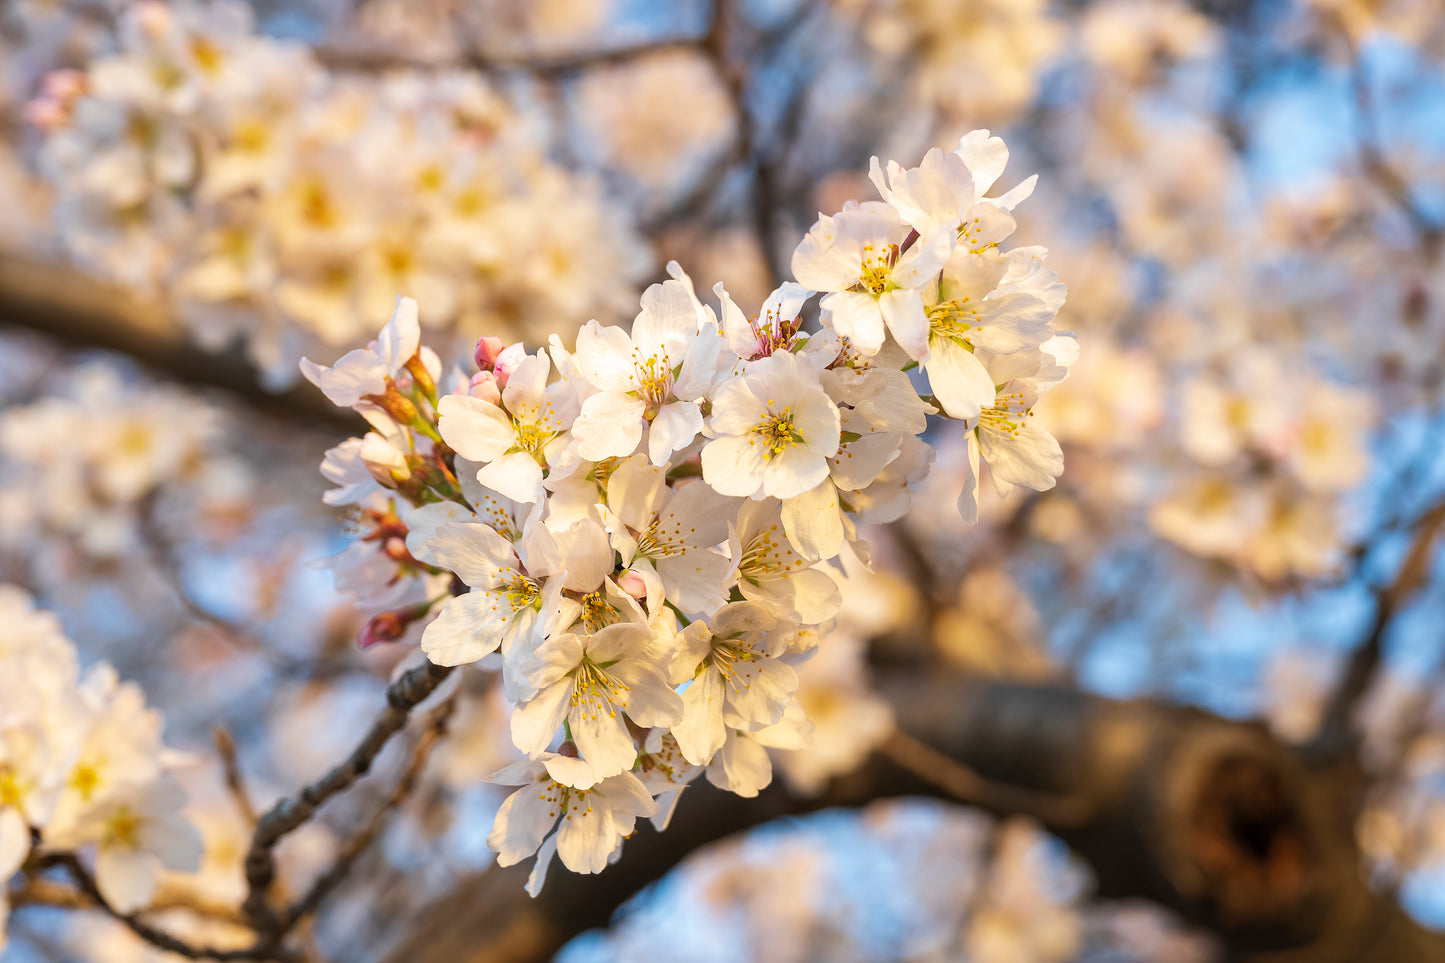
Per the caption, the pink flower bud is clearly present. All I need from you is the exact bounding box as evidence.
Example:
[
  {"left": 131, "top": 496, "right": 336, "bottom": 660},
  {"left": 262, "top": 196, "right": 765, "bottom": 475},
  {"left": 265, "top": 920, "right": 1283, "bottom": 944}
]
[
  {"left": 618, "top": 571, "right": 648, "bottom": 599},
  {"left": 359, "top": 611, "right": 406, "bottom": 649},
  {"left": 469, "top": 371, "right": 502, "bottom": 405},
  {"left": 474, "top": 336, "right": 506, "bottom": 372},
  {"left": 44, "top": 70, "right": 86, "bottom": 101}
]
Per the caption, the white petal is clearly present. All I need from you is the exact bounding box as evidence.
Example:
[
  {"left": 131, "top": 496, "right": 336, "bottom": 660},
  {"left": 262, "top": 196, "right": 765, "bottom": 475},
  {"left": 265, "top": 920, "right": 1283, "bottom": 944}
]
[
  {"left": 420, "top": 592, "right": 511, "bottom": 666},
  {"left": 438, "top": 394, "right": 514, "bottom": 463}
]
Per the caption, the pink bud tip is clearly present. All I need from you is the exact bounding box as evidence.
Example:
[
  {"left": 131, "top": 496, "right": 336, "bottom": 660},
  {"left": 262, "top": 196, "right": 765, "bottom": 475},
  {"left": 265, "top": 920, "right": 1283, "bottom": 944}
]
[
  {"left": 474, "top": 336, "right": 506, "bottom": 372},
  {"left": 618, "top": 571, "right": 648, "bottom": 599},
  {"left": 469, "top": 371, "right": 502, "bottom": 405}
]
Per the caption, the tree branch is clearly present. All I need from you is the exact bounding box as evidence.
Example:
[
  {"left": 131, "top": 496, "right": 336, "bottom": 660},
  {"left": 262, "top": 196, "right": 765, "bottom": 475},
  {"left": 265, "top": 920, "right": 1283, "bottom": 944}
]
[
  {"left": 0, "top": 249, "right": 358, "bottom": 432},
  {"left": 1310, "top": 497, "right": 1445, "bottom": 761},
  {"left": 242, "top": 660, "right": 454, "bottom": 938},
  {"left": 382, "top": 674, "right": 1445, "bottom": 963}
]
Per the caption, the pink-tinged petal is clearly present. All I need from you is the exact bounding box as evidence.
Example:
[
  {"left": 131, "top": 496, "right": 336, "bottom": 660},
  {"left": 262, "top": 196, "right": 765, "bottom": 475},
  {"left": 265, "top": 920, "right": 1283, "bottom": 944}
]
[
  {"left": 612, "top": 661, "right": 685, "bottom": 728},
  {"left": 780, "top": 484, "right": 843, "bottom": 561},
  {"left": 555, "top": 518, "right": 613, "bottom": 593},
  {"left": 791, "top": 213, "right": 868, "bottom": 292},
  {"left": 438, "top": 394, "right": 514, "bottom": 462},
  {"left": 979, "top": 421, "right": 1064, "bottom": 492},
  {"left": 376, "top": 296, "right": 420, "bottom": 372},
  {"left": 955, "top": 129, "right": 1009, "bottom": 196},
  {"left": 574, "top": 391, "right": 647, "bottom": 462},
  {"left": 486, "top": 758, "right": 550, "bottom": 786},
  {"left": 422, "top": 521, "right": 515, "bottom": 585},
  {"left": 95, "top": 847, "right": 157, "bottom": 914},
  {"left": 993, "top": 173, "right": 1038, "bottom": 211},
  {"left": 701, "top": 435, "right": 769, "bottom": 498},
  {"left": 657, "top": 549, "right": 735, "bottom": 615},
  {"left": 477, "top": 451, "right": 544, "bottom": 504},
  {"left": 762, "top": 447, "right": 830, "bottom": 500},
  {"left": 878, "top": 289, "right": 931, "bottom": 362},
  {"left": 787, "top": 567, "right": 843, "bottom": 624},
  {"left": 606, "top": 456, "right": 667, "bottom": 532},
  {"left": 300, "top": 350, "right": 388, "bottom": 408},
  {"left": 488, "top": 783, "right": 558, "bottom": 867},
  {"left": 791, "top": 397, "right": 841, "bottom": 456},
  {"left": 820, "top": 290, "right": 886, "bottom": 356},
  {"left": 665, "top": 478, "right": 741, "bottom": 549},
  {"left": 542, "top": 754, "right": 602, "bottom": 790},
  {"left": 420, "top": 592, "right": 511, "bottom": 666},
  {"left": 722, "top": 659, "right": 797, "bottom": 730},
  {"left": 706, "top": 731, "right": 773, "bottom": 798},
  {"left": 570, "top": 702, "right": 637, "bottom": 777},
  {"left": 634, "top": 271, "right": 705, "bottom": 357},
  {"left": 830, "top": 431, "right": 901, "bottom": 492},
  {"left": 706, "top": 379, "right": 767, "bottom": 435},
  {"left": 555, "top": 801, "right": 615, "bottom": 874},
  {"left": 926, "top": 338, "right": 996, "bottom": 421},
  {"left": 594, "top": 770, "right": 657, "bottom": 820},
  {"left": 585, "top": 622, "right": 654, "bottom": 664},
  {"left": 501, "top": 351, "right": 552, "bottom": 411},
  {"left": 715, "top": 281, "right": 758, "bottom": 361},
  {"left": 525, "top": 833, "right": 558, "bottom": 897},
  {"left": 143, "top": 817, "right": 202, "bottom": 872},
  {"left": 958, "top": 435, "right": 982, "bottom": 524},
  {"left": 647, "top": 401, "right": 704, "bottom": 466},
  {"left": 673, "top": 668, "right": 727, "bottom": 765},
  {"left": 893, "top": 229, "right": 954, "bottom": 288},
  {"left": 511, "top": 680, "right": 573, "bottom": 757},
  {"left": 574, "top": 321, "right": 638, "bottom": 391},
  {"left": 523, "top": 632, "right": 587, "bottom": 689}
]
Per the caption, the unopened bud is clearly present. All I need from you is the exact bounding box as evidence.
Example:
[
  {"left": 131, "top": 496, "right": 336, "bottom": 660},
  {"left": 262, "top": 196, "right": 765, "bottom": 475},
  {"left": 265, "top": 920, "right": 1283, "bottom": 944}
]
[
  {"left": 404, "top": 353, "right": 436, "bottom": 400},
  {"left": 618, "top": 571, "right": 648, "bottom": 599},
  {"left": 358, "top": 599, "right": 432, "bottom": 648},
  {"left": 469, "top": 371, "right": 502, "bottom": 405},
  {"left": 359, "top": 611, "right": 406, "bottom": 649},
  {"left": 474, "top": 336, "right": 506, "bottom": 372},
  {"left": 362, "top": 382, "right": 420, "bottom": 426}
]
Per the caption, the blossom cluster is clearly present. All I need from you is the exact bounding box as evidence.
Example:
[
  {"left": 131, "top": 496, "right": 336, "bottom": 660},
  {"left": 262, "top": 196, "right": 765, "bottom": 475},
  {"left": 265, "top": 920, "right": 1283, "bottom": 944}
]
[
  {"left": 1149, "top": 351, "right": 1374, "bottom": 581},
  {"left": 303, "top": 131, "right": 1074, "bottom": 891},
  {"left": 0, "top": 360, "right": 248, "bottom": 574},
  {"left": 0, "top": 585, "right": 201, "bottom": 952},
  {"left": 28, "top": 0, "right": 651, "bottom": 386}
]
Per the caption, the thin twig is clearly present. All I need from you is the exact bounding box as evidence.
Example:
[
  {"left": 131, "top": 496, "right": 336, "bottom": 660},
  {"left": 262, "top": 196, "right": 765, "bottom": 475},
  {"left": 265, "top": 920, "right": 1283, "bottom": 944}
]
[
  {"left": 279, "top": 693, "right": 457, "bottom": 931},
  {"left": 241, "top": 660, "right": 454, "bottom": 937},
  {"left": 214, "top": 725, "right": 259, "bottom": 826},
  {"left": 50, "top": 854, "right": 295, "bottom": 963},
  {"left": 1311, "top": 498, "right": 1445, "bottom": 759}
]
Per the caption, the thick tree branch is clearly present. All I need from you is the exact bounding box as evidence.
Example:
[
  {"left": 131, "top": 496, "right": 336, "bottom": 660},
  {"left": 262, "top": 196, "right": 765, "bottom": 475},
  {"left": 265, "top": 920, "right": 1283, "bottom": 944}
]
[
  {"left": 0, "top": 249, "right": 357, "bottom": 431},
  {"left": 383, "top": 675, "right": 1445, "bottom": 963}
]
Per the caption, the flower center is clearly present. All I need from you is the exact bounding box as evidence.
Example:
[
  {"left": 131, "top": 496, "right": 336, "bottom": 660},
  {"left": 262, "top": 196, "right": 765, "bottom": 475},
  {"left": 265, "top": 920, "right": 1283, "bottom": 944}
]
[
  {"left": 858, "top": 242, "right": 898, "bottom": 296},
  {"left": 928, "top": 296, "right": 980, "bottom": 347},
  {"left": 633, "top": 349, "right": 674, "bottom": 408},
  {"left": 572, "top": 659, "right": 628, "bottom": 723},
  {"left": 740, "top": 524, "right": 805, "bottom": 581},
  {"left": 978, "top": 388, "right": 1034, "bottom": 438},
  {"left": 503, "top": 572, "right": 540, "bottom": 612},
  {"left": 579, "top": 590, "right": 622, "bottom": 632},
  {"left": 753, "top": 408, "right": 801, "bottom": 456}
]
